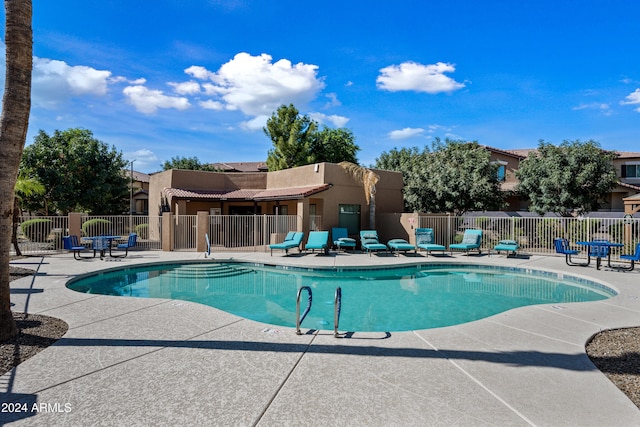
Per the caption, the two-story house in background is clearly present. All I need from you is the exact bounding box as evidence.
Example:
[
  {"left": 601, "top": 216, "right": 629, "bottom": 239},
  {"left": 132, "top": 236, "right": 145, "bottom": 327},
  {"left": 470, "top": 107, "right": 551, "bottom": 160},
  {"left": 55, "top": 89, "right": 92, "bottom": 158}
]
[{"left": 486, "top": 146, "right": 640, "bottom": 213}]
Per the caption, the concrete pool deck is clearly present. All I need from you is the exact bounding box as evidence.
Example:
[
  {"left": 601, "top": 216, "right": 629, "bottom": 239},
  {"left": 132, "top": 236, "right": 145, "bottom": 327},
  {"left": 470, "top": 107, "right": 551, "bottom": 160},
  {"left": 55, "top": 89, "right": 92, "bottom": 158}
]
[{"left": 3, "top": 249, "right": 640, "bottom": 426}]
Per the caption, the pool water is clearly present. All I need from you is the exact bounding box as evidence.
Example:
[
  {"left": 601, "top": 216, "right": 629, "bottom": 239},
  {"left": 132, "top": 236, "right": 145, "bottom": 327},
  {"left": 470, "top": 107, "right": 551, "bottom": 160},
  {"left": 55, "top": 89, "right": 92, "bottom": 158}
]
[{"left": 67, "top": 262, "right": 615, "bottom": 332}]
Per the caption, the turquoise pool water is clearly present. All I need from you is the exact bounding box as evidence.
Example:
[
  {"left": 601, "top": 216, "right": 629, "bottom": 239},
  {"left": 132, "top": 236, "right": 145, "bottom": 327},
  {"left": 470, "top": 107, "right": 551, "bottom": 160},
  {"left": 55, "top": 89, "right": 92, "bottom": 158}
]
[{"left": 66, "top": 262, "right": 615, "bottom": 332}]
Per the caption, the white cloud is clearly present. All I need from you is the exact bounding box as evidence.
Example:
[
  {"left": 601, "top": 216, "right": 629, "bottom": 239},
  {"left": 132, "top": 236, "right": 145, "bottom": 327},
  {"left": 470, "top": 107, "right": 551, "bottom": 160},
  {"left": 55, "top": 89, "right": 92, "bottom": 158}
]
[
  {"left": 324, "top": 92, "right": 341, "bottom": 108},
  {"left": 309, "top": 112, "right": 350, "bottom": 127},
  {"left": 377, "top": 61, "right": 465, "bottom": 94},
  {"left": 388, "top": 127, "right": 425, "bottom": 140},
  {"left": 199, "top": 99, "right": 225, "bottom": 110},
  {"left": 186, "top": 52, "right": 325, "bottom": 116},
  {"left": 32, "top": 57, "right": 112, "bottom": 108},
  {"left": 621, "top": 88, "right": 640, "bottom": 112},
  {"left": 169, "top": 80, "right": 201, "bottom": 95},
  {"left": 123, "top": 85, "right": 191, "bottom": 114},
  {"left": 572, "top": 102, "right": 612, "bottom": 115},
  {"left": 124, "top": 149, "right": 159, "bottom": 172},
  {"left": 185, "top": 65, "right": 215, "bottom": 80},
  {"left": 240, "top": 115, "right": 269, "bottom": 131},
  {"left": 427, "top": 124, "right": 453, "bottom": 134},
  {"left": 109, "top": 76, "right": 146, "bottom": 85}
]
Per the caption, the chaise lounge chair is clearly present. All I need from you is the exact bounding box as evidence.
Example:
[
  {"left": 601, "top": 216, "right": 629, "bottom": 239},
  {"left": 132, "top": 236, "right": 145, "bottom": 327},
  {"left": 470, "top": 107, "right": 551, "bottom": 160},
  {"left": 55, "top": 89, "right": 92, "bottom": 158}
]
[
  {"left": 332, "top": 227, "right": 356, "bottom": 252},
  {"left": 269, "top": 231, "right": 304, "bottom": 255},
  {"left": 492, "top": 239, "right": 519, "bottom": 257},
  {"left": 387, "top": 238, "right": 416, "bottom": 256},
  {"left": 305, "top": 231, "right": 330, "bottom": 254},
  {"left": 449, "top": 229, "right": 483, "bottom": 255},
  {"left": 360, "top": 230, "right": 388, "bottom": 256},
  {"left": 415, "top": 228, "right": 446, "bottom": 256}
]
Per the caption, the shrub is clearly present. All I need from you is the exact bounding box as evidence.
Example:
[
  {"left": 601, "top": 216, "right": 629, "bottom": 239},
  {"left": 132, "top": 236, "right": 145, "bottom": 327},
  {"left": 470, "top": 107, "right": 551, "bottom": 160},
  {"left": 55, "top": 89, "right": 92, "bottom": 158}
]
[
  {"left": 135, "top": 223, "right": 149, "bottom": 239},
  {"left": 81, "top": 218, "right": 112, "bottom": 236},
  {"left": 535, "top": 219, "right": 563, "bottom": 248},
  {"left": 20, "top": 219, "right": 53, "bottom": 242}
]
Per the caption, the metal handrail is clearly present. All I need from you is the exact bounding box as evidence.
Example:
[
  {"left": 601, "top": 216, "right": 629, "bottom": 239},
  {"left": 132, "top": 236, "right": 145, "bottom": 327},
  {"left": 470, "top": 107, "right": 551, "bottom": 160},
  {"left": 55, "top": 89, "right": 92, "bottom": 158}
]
[
  {"left": 295, "top": 286, "right": 312, "bottom": 335},
  {"left": 334, "top": 287, "right": 342, "bottom": 338}
]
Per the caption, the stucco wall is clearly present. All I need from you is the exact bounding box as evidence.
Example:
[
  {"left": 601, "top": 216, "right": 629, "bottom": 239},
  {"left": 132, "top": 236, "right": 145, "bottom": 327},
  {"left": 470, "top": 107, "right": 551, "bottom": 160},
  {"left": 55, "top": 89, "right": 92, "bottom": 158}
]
[{"left": 149, "top": 163, "right": 405, "bottom": 232}]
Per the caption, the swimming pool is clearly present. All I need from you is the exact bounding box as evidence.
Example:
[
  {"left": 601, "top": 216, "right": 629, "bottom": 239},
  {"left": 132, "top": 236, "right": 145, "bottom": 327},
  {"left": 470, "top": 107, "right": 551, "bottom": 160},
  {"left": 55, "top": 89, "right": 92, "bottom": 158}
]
[{"left": 67, "top": 262, "right": 615, "bottom": 332}]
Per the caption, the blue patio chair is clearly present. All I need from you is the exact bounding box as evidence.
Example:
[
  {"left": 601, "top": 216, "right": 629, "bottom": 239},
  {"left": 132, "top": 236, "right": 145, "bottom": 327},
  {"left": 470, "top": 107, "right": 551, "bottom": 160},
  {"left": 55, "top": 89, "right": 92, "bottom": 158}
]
[
  {"left": 62, "top": 235, "right": 93, "bottom": 260},
  {"left": 492, "top": 239, "right": 519, "bottom": 257},
  {"left": 449, "top": 229, "right": 483, "bottom": 255},
  {"left": 415, "top": 228, "right": 446, "bottom": 256},
  {"left": 619, "top": 242, "right": 640, "bottom": 272},
  {"left": 109, "top": 233, "right": 137, "bottom": 258},
  {"left": 553, "top": 238, "right": 588, "bottom": 266},
  {"left": 359, "top": 230, "right": 388, "bottom": 256},
  {"left": 305, "top": 231, "right": 330, "bottom": 254},
  {"left": 332, "top": 227, "right": 356, "bottom": 252},
  {"left": 269, "top": 231, "right": 304, "bottom": 255},
  {"left": 387, "top": 239, "right": 416, "bottom": 256}
]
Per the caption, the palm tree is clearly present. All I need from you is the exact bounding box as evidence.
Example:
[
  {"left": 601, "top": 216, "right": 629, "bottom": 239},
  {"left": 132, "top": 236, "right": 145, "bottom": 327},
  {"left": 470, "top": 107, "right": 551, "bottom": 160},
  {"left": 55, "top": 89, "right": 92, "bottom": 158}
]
[
  {"left": 0, "top": 1, "right": 33, "bottom": 340},
  {"left": 338, "top": 161, "right": 380, "bottom": 229},
  {"left": 12, "top": 174, "right": 46, "bottom": 256}
]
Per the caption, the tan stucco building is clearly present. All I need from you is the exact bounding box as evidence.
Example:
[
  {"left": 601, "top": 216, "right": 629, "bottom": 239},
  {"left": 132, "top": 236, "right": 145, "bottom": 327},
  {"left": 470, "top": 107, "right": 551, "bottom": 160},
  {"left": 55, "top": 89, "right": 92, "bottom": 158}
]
[{"left": 149, "top": 162, "right": 404, "bottom": 237}]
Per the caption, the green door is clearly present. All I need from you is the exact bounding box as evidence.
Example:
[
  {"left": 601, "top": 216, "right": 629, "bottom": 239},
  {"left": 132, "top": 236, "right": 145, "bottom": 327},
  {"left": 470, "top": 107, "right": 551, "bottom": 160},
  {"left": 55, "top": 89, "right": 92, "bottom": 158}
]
[{"left": 338, "top": 204, "right": 361, "bottom": 235}]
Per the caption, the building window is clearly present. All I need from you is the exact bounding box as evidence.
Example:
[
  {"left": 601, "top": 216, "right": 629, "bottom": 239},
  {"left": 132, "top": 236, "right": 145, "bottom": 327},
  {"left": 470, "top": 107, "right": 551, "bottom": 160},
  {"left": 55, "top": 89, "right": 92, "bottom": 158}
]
[
  {"left": 622, "top": 164, "right": 640, "bottom": 178},
  {"left": 273, "top": 205, "right": 288, "bottom": 215},
  {"left": 496, "top": 165, "right": 506, "bottom": 182}
]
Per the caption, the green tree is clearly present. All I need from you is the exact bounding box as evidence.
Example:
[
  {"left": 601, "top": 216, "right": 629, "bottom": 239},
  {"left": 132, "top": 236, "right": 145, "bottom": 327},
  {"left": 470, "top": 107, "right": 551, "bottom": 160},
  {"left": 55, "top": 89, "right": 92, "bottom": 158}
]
[
  {"left": 376, "top": 139, "right": 504, "bottom": 214},
  {"left": 162, "top": 156, "right": 218, "bottom": 171},
  {"left": 20, "top": 128, "right": 130, "bottom": 214},
  {"left": 1, "top": 0, "right": 33, "bottom": 340},
  {"left": 375, "top": 146, "right": 428, "bottom": 212},
  {"left": 12, "top": 174, "right": 45, "bottom": 256},
  {"left": 311, "top": 127, "right": 359, "bottom": 164},
  {"left": 264, "top": 104, "right": 317, "bottom": 170},
  {"left": 428, "top": 139, "right": 504, "bottom": 214},
  {"left": 515, "top": 140, "right": 618, "bottom": 216},
  {"left": 264, "top": 104, "right": 361, "bottom": 170}
]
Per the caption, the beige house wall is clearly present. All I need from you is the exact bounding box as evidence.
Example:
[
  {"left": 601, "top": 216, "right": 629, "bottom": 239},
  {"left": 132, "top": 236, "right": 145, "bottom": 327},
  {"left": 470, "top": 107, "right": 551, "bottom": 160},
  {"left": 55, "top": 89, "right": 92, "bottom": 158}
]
[{"left": 148, "top": 163, "right": 405, "bottom": 238}]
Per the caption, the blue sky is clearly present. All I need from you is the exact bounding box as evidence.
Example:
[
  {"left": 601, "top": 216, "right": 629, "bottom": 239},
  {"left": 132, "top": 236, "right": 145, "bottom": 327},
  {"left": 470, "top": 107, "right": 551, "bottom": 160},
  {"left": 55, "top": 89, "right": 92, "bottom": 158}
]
[{"left": 3, "top": 0, "right": 640, "bottom": 173}]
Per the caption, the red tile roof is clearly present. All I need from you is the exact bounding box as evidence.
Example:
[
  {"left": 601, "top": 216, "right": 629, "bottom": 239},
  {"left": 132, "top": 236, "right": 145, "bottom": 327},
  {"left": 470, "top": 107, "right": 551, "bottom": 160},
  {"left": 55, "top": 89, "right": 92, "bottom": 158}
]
[{"left": 163, "top": 184, "right": 331, "bottom": 201}]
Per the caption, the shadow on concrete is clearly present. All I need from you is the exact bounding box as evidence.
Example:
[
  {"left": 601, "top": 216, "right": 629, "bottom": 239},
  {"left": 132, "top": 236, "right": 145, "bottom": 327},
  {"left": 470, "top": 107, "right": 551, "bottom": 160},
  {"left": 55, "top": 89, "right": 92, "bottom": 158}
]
[{"left": 48, "top": 336, "right": 608, "bottom": 373}]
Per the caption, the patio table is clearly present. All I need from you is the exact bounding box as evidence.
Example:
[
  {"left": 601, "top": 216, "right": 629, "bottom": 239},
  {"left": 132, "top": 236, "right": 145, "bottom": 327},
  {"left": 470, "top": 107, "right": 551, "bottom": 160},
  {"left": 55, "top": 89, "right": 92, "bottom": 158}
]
[
  {"left": 83, "top": 235, "right": 122, "bottom": 259},
  {"left": 576, "top": 241, "right": 624, "bottom": 270}
]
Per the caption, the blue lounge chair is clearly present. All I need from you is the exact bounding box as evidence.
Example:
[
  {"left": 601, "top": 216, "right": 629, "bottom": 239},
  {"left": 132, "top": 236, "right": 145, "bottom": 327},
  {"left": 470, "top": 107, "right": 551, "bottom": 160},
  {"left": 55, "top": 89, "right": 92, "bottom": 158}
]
[
  {"left": 332, "top": 227, "right": 356, "bottom": 252},
  {"left": 415, "top": 228, "right": 446, "bottom": 256},
  {"left": 360, "top": 230, "right": 388, "bottom": 256},
  {"left": 305, "top": 231, "right": 329, "bottom": 254},
  {"left": 493, "top": 239, "right": 519, "bottom": 257},
  {"left": 553, "top": 238, "right": 588, "bottom": 266},
  {"left": 449, "top": 229, "right": 483, "bottom": 255},
  {"left": 110, "top": 233, "right": 137, "bottom": 258},
  {"left": 387, "top": 239, "right": 416, "bottom": 255},
  {"left": 269, "top": 231, "right": 304, "bottom": 255},
  {"left": 62, "top": 235, "right": 93, "bottom": 260},
  {"left": 619, "top": 242, "right": 640, "bottom": 271}
]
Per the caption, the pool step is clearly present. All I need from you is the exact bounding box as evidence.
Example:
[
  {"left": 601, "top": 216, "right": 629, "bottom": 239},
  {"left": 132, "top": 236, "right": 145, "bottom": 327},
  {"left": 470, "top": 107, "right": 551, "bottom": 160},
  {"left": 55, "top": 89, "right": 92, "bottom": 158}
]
[{"left": 165, "top": 264, "right": 254, "bottom": 279}]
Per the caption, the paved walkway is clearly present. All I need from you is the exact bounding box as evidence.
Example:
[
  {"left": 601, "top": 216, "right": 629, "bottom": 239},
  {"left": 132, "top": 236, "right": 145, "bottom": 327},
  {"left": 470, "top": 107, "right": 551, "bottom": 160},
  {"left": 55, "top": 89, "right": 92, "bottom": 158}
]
[{"left": 3, "top": 249, "right": 640, "bottom": 426}]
